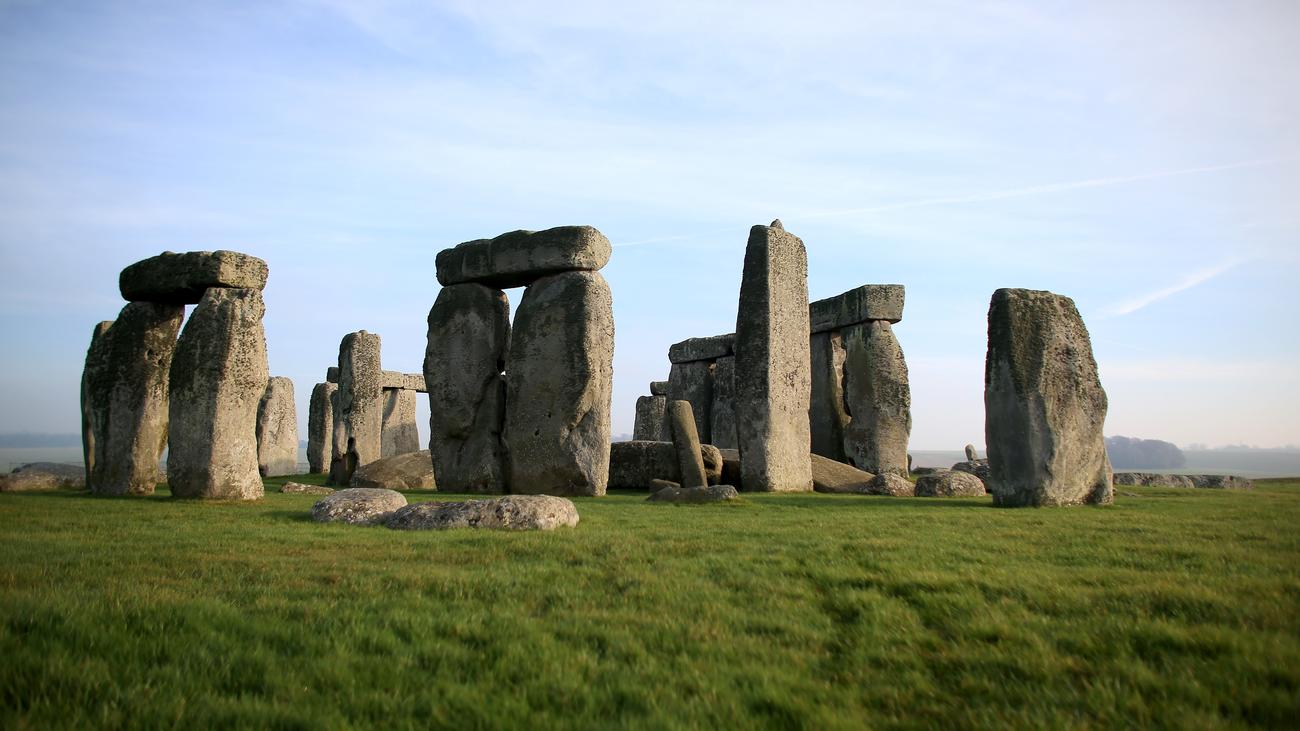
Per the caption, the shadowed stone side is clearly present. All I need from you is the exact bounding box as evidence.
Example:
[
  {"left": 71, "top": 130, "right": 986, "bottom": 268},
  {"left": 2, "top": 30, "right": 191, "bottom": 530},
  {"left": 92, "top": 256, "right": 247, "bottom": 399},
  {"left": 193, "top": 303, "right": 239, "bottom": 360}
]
[
  {"left": 668, "top": 400, "right": 708, "bottom": 488},
  {"left": 306, "top": 382, "right": 336, "bottom": 474},
  {"left": 330, "top": 331, "right": 383, "bottom": 483},
  {"left": 380, "top": 388, "right": 420, "bottom": 457},
  {"left": 80, "top": 320, "right": 114, "bottom": 485},
  {"left": 809, "top": 331, "right": 850, "bottom": 463},
  {"left": 120, "top": 250, "right": 268, "bottom": 304},
  {"left": 351, "top": 450, "right": 436, "bottom": 491},
  {"left": 710, "top": 355, "right": 738, "bottom": 450},
  {"left": 167, "top": 288, "right": 268, "bottom": 500},
  {"left": 436, "top": 226, "right": 612, "bottom": 289},
  {"left": 985, "top": 288, "right": 1113, "bottom": 507},
  {"left": 505, "top": 270, "right": 613, "bottom": 497},
  {"left": 649, "top": 381, "right": 670, "bottom": 396},
  {"left": 842, "top": 320, "right": 911, "bottom": 477},
  {"left": 425, "top": 283, "right": 510, "bottom": 493},
  {"left": 86, "top": 304, "right": 183, "bottom": 495},
  {"left": 608, "top": 441, "right": 722, "bottom": 489},
  {"left": 256, "top": 376, "right": 298, "bottom": 477},
  {"left": 667, "top": 360, "right": 713, "bottom": 445},
  {"left": 633, "top": 395, "right": 667, "bottom": 441},
  {"left": 734, "top": 223, "right": 812, "bottom": 492}
]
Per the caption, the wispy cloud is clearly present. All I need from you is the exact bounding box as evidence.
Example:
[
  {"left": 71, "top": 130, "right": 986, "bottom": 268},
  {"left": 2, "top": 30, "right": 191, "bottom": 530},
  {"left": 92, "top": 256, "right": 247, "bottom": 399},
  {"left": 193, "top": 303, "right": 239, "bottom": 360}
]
[{"left": 1104, "top": 258, "right": 1245, "bottom": 317}]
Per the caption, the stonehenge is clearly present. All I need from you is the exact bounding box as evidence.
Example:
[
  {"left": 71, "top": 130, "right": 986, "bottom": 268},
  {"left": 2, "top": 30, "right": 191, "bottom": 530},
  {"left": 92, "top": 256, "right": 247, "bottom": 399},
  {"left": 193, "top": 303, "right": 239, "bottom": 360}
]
[
  {"left": 426, "top": 226, "right": 615, "bottom": 497},
  {"left": 841, "top": 320, "right": 911, "bottom": 476},
  {"left": 984, "top": 288, "right": 1113, "bottom": 507},
  {"left": 306, "top": 380, "right": 337, "bottom": 474},
  {"left": 668, "top": 400, "right": 708, "bottom": 488},
  {"left": 633, "top": 393, "right": 667, "bottom": 441},
  {"left": 256, "top": 376, "right": 298, "bottom": 477}
]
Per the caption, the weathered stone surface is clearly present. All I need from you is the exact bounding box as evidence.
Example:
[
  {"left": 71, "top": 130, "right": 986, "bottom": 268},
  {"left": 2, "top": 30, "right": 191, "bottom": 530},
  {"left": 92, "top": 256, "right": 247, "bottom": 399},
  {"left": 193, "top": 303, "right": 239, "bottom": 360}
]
[
  {"left": 281, "top": 482, "right": 334, "bottom": 495},
  {"left": 350, "top": 449, "right": 436, "bottom": 491},
  {"left": 964, "top": 444, "right": 978, "bottom": 461},
  {"left": 867, "top": 472, "right": 915, "bottom": 497},
  {"left": 842, "top": 320, "right": 911, "bottom": 477},
  {"left": 717, "top": 448, "right": 742, "bottom": 489},
  {"left": 119, "top": 250, "right": 268, "bottom": 304},
  {"left": 735, "top": 224, "right": 812, "bottom": 492},
  {"left": 667, "top": 360, "right": 713, "bottom": 444},
  {"left": 1192, "top": 475, "right": 1254, "bottom": 489},
  {"left": 911, "top": 466, "right": 941, "bottom": 476},
  {"left": 385, "top": 495, "right": 579, "bottom": 531},
  {"left": 810, "top": 453, "right": 876, "bottom": 494},
  {"left": 326, "top": 367, "right": 339, "bottom": 384},
  {"left": 328, "top": 389, "right": 353, "bottom": 485},
  {"left": 710, "top": 356, "right": 738, "bottom": 450},
  {"left": 380, "top": 388, "right": 420, "bottom": 457},
  {"left": 915, "top": 470, "right": 985, "bottom": 497},
  {"left": 256, "top": 376, "right": 298, "bottom": 477},
  {"left": 608, "top": 441, "right": 722, "bottom": 489},
  {"left": 425, "top": 283, "right": 510, "bottom": 494},
  {"left": 87, "top": 302, "right": 184, "bottom": 496},
  {"left": 647, "top": 484, "right": 740, "bottom": 503},
  {"left": 505, "top": 271, "right": 613, "bottom": 497},
  {"left": 951, "top": 459, "right": 990, "bottom": 484},
  {"left": 668, "top": 334, "right": 735, "bottom": 364},
  {"left": 668, "top": 400, "right": 708, "bottom": 488},
  {"left": 649, "top": 478, "right": 679, "bottom": 493},
  {"left": 1113, "top": 472, "right": 1195, "bottom": 488},
  {"left": 809, "top": 284, "right": 904, "bottom": 332},
  {"left": 80, "top": 320, "right": 114, "bottom": 485},
  {"left": 311, "top": 488, "right": 407, "bottom": 525},
  {"left": 809, "top": 331, "right": 849, "bottom": 463},
  {"left": 307, "top": 382, "right": 336, "bottom": 474},
  {"left": 0, "top": 463, "right": 85, "bottom": 492},
  {"left": 633, "top": 395, "right": 667, "bottom": 441},
  {"left": 167, "top": 288, "right": 267, "bottom": 500},
  {"left": 649, "top": 381, "right": 670, "bottom": 397},
  {"left": 985, "top": 288, "right": 1113, "bottom": 507},
  {"left": 334, "top": 331, "right": 384, "bottom": 475},
  {"left": 436, "top": 226, "right": 612, "bottom": 289},
  {"left": 380, "top": 372, "right": 427, "bottom": 392}
]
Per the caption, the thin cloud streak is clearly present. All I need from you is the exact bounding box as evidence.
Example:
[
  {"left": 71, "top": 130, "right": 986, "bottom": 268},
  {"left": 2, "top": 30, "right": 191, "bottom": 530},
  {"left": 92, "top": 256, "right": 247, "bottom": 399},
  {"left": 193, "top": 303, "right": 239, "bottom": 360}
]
[{"left": 1105, "top": 258, "right": 1244, "bottom": 317}]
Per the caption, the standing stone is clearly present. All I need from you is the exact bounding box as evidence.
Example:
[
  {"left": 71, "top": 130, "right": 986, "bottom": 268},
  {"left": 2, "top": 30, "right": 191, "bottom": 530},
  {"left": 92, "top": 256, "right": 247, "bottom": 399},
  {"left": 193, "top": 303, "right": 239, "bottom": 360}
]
[
  {"left": 842, "top": 320, "right": 911, "bottom": 477},
  {"left": 985, "top": 288, "right": 1112, "bottom": 507},
  {"left": 667, "top": 360, "right": 713, "bottom": 444},
  {"left": 80, "top": 320, "right": 114, "bottom": 485},
  {"left": 86, "top": 303, "right": 183, "bottom": 495},
  {"left": 633, "top": 395, "right": 667, "bottom": 442},
  {"left": 337, "top": 331, "right": 383, "bottom": 470},
  {"left": 380, "top": 388, "right": 421, "bottom": 457},
  {"left": 710, "top": 356, "right": 738, "bottom": 449},
  {"left": 167, "top": 288, "right": 268, "bottom": 499},
  {"left": 505, "top": 271, "right": 614, "bottom": 497},
  {"left": 809, "top": 330, "right": 850, "bottom": 462},
  {"left": 328, "top": 388, "right": 350, "bottom": 485},
  {"left": 964, "top": 444, "right": 978, "bottom": 461},
  {"left": 256, "top": 376, "right": 298, "bottom": 477},
  {"left": 306, "top": 382, "right": 336, "bottom": 474},
  {"left": 668, "top": 400, "right": 708, "bottom": 488},
  {"left": 734, "top": 223, "right": 812, "bottom": 492},
  {"left": 649, "top": 381, "right": 670, "bottom": 397},
  {"left": 425, "top": 283, "right": 510, "bottom": 493}
]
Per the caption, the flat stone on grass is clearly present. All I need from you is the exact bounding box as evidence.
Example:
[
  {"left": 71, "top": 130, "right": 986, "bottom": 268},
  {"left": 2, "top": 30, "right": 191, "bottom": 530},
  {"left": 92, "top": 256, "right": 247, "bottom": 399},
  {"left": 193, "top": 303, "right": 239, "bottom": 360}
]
[
  {"left": 385, "top": 495, "right": 579, "bottom": 531},
  {"left": 647, "top": 484, "right": 740, "bottom": 504},
  {"left": 311, "top": 488, "right": 408, "bottom": 525}
]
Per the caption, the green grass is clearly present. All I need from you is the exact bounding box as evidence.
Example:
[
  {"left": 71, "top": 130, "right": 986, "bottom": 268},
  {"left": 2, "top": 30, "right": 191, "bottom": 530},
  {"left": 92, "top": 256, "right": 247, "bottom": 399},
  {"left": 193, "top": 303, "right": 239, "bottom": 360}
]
[{"left": 2, "top": 477, "right": 1298, "bottom": 730}]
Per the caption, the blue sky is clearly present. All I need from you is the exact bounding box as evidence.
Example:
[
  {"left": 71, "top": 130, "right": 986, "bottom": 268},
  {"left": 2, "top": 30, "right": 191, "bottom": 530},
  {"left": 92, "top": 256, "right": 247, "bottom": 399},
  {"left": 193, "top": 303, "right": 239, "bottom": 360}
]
[{"left": 1, "top": 0, "right": 1297, "bottom": 449}]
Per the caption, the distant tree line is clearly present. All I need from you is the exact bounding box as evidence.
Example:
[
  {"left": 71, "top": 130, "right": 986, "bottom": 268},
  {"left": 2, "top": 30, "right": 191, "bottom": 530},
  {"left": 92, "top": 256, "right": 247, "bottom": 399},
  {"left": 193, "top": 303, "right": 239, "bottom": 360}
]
[{"left": 1105, "top": 436, "right": 1186, "bottom": 469}]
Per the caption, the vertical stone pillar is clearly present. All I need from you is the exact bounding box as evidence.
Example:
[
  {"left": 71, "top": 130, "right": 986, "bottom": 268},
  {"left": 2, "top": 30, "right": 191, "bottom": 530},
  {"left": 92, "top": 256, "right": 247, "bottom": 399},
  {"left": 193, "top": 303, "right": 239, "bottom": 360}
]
[
  {"left": 633, "top": 395, "right": 667, "bottom": 441},
  {"left": 80, "top": 320, "right": 114, "bottom": 485},
  {"left": 256, "top": 376, "right": 298, "bottom": 477},
  {"left": 336, "top": 331, "right": 383, "bottom": 471},
  {"left": 984, "top": 288, "right": 1112, "bottom": 506},
  {"left": 168, "top": 288, "right": 268, "bottom": 499},
  {"left": 710, "top": 355, "right": 738, "bottom": 449},
  {"left": 667, "top": 360, "right": 713, "bottom": 443},
  {"left": 425, "top": 283, "right": 510, "bottom": 493},
  {"left": 380, "top": 388, "right": 421, "bottom": 457},
  {"left": 808, "top": 331, "right": 850, "bottom": 462},
  {"left": 328, "top": 388, "right": 350, "bottom": 485},
  {"left": 306, "top": 381, "right": 336, "bottom": 474},
  {"left": 734, "top": 222, "right": 812, "bottom": 492},
  {"left": 87, "top": 304, "right": 183, "bottom": 495},
  {"left": 668, "top": 400, "right": 708, "bottom": 488},
  {"left": 841, "top": 321, "right": 911, "bottom": 476},
  {"left": 505, "top": 271, "right": 614, "bottom": 496}
]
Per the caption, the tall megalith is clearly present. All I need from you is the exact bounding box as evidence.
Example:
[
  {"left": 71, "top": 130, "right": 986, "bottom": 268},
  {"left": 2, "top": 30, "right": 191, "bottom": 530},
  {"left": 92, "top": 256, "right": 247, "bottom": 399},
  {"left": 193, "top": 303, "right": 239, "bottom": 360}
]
[
  {"left": 633, "top": 395, "right": 667, "bottom": 441},
  {"left": 734, "top": 222, "right": 812, "bottom": 492},
  {"left": 842, "top": 320, "right": 911, "bottom": 476},
  {"left": 808, "top": 331, "right": 849, "bottom": 462},
  {"left": 984, "top": 288, "right": 1112, "bottom": 507},
  {"left": 80, "top": 320, "right": 114, "bottom": 485},
  {"left": 330, "top": 331, "right": 382, "bottom": 484},
  {"left": 256, "top": 376, "right": 298, "bottom": 477},
  {"left": 380, "top": 387, "right": 421, "bottom": 457},
  {"left": 307, "top": 381, "right": 336, "bottom": 474},
  {"left": 168, "top": 287, "right": 268, "bottom": 499}
]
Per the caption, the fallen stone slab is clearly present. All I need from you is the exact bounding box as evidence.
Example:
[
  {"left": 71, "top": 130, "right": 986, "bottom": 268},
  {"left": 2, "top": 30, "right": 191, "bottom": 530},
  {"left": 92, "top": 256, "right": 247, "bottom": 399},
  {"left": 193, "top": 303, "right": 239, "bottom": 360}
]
[
  {"left": 915, "top": 470, "right": 986, "bottom": 497},
  {"left": 119, "top": 250, "right": 268, "bottom": 304},
  {"left": 350, "top": 450, "right": 436, "bottom": 491},
  {"left": 809, "top": 284, "right": 904, "bottom": 333},
  {"left": 608, "top": 441, "right": 722, "bottom": 490},
  {"left": 436, "top": 225, "right": 612, "bottom": 289},
  {"left": 311, "top": 488, "right": 408, "bottom": 525},
  {"left": 867, "top": 472, "right": 915, "bottom": 497},
  {"left": 668, "top": 333, "right": 735, "bottom": 364},
  {"left": 385, "top": 495, "right": 579, "bottom": 531},
  {"left": 0, "top": 463, "right": 85, "bottom": 492},
  {"left": 951, "top": 459, "right": 990, "bottom": 483},
  {"left": 1190, "top": 475, "right": 1254, "bottom": 489},
  {"left": 281, "top": 482, "right": 335, "bottom": 495},
  {"left": 811, "top": 454, "right": 876, "bottom": 494},
  {"left": 1113, "top": 472, "right": 1195, "bottom": 488},
  {"left": 647, "top": 484, "right": 740, "bottom": 504}
]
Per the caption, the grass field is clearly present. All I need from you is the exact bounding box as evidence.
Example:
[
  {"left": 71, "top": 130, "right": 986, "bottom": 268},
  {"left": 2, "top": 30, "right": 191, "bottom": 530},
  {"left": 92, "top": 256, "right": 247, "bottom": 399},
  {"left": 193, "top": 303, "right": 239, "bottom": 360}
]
[{"left": 2, "top": 476, "right": 1298, "bottom": 729}]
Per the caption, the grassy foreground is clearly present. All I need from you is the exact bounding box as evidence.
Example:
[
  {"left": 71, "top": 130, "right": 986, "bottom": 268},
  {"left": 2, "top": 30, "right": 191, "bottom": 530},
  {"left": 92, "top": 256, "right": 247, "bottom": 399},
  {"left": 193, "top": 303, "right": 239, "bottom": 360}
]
[{"left": 2, "top": 477, "right": 1298, "bottom": 730}]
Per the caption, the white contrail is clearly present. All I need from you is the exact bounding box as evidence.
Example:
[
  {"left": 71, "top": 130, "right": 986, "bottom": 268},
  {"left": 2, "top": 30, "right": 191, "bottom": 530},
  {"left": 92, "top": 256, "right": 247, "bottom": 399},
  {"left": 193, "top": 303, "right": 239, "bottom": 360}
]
[{"left": 1105, "top": 258, "right": 1245, "bottom": 317}]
